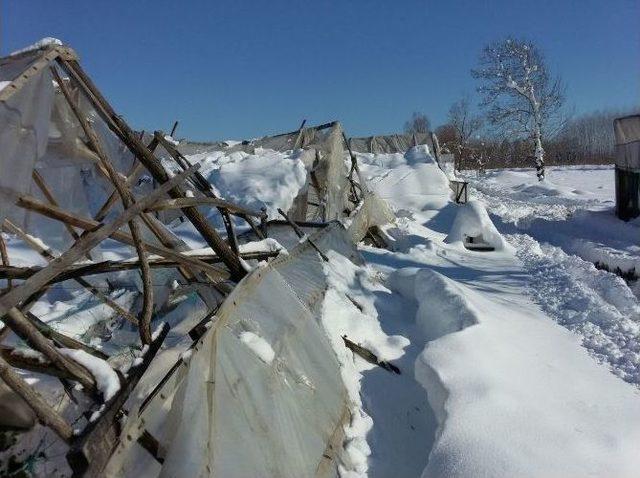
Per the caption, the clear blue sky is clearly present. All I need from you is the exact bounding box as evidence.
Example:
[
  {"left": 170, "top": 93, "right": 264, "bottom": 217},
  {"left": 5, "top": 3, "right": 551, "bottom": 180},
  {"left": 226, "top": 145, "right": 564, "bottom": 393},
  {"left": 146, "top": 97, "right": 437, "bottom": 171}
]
[{"left": 3, "top": 0, "right": 638, "bottom": 141}]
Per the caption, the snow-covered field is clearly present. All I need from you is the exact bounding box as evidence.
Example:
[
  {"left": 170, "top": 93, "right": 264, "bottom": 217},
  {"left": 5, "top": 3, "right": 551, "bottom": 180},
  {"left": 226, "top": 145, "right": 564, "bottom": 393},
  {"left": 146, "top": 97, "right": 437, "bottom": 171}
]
[
  {"left": 463, "top": 166, "right": 640, "bottom": 385},
  {"left": 2, "top": 148, "right": 639, "bottom": 477}
]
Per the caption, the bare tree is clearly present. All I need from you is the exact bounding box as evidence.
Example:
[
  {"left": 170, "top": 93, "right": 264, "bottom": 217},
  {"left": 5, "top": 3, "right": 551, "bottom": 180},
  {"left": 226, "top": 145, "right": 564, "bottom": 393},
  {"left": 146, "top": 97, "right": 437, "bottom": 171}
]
[
  {"left": 434, "top": 123, "right": 458, "bottom": 152},
  {"left": 472, "top": 38, "right": 564, "bottom": 180},
  {"left": 449, "top": 96, "right": 483, "bottom": 149},
  {"left": 404, "top": 112, "right": 431, "bottom": 135},
  {"left": 448, "top": 96, "right": 483, "bottom": 172}
]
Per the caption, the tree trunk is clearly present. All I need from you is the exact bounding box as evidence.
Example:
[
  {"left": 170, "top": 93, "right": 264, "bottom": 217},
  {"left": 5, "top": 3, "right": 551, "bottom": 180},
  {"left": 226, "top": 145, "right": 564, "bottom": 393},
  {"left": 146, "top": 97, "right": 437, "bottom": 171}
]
[{"left": 534, "top": 127, "right": 545, "bottom": 181}]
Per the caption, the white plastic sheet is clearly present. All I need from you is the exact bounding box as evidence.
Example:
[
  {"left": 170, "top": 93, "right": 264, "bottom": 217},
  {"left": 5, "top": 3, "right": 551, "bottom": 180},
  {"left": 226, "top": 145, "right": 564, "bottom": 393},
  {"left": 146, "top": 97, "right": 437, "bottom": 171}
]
[
  {"left": 0, "top": 67, "right": 54, "bottom": 224},
  {"left": 106, "top": 223, "right": 355, "bottom": 478}
]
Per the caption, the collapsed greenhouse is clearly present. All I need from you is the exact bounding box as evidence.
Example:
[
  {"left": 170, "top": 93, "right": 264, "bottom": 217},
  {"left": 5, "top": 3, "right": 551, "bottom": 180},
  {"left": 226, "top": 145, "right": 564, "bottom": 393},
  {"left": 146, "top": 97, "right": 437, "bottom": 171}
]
[{"left": 0, "top": 41, "right": 403, "bottom": 476}]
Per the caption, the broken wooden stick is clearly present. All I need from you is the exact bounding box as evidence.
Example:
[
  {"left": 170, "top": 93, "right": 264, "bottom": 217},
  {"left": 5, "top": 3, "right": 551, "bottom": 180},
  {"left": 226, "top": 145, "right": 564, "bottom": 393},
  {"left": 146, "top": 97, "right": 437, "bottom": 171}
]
[
  {"left": 2, "top": 219, "right": 139, "bottom": 326},
  {"left": 277, "top": 208, "right": 329, "bottom": 262},
  {"left": 342, "top": 335, "right": 401, "bottom": 375},
  {"left": 0, "top": 353, "right": 74, "bottom": 441},
  {"left": 0, "top": 163, "right": 200, "bottom": 320}
]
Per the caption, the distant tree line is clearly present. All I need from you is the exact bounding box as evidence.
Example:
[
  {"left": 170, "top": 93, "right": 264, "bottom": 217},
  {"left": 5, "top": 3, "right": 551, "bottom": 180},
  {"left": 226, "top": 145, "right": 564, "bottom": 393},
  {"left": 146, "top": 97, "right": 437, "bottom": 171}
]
[{"left": 404, "top": 37, "right": 639, "bottom": 178}]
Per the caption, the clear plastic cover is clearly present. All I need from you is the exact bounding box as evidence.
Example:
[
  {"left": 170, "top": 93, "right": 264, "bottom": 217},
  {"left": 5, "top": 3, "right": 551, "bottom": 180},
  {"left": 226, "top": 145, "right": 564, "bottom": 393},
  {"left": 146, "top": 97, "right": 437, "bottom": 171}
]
[{"left": 105, "top": 224, "right": 355, "bottom": 478}]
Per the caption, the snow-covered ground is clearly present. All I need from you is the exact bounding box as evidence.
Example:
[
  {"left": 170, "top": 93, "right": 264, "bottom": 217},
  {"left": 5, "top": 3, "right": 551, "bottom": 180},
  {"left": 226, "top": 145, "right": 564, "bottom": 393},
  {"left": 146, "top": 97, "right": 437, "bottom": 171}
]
[
  {"left": 462, "top": 166, "right": 640, "bottom": 386},
  {"left": 2, "top": 148, "right": 640, "bottom": 477},
  {"left": 345, "top": 154, "right": 640, "bottom": 477}
]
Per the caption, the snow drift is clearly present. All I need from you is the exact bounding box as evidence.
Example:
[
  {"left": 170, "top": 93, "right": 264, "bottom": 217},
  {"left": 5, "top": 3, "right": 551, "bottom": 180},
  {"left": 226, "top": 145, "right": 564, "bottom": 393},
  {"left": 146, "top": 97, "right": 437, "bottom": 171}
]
[
  {"left": 444, "top": 200, "right": 511, "bottom": 251},
  {"left": 389, "top": 263, "right": 640, "bottom": 478}
]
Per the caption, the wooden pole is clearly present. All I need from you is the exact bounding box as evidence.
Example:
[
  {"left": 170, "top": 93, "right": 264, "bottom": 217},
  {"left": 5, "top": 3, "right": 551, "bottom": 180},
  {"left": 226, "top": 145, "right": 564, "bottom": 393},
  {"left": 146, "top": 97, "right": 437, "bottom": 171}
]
[
  {"left": 169, "top": 121, "right": 179, "bottom": 137},
  {"left": 2, "top": 219, "right": 139, "bottom": 326},
  {"left": 146, "top": 197, "right": 264, "bottom": 217},
  {"left": 0, "top": 354, "right": 74, "bottom": 441},
  {"left": 292, "top": 119, "right": 307, "bottom": 149},
  {"left": 0, "top": 251, "right": 279, "bottom": 282},
  {"left": 153, "top": 131, "right": 242, "bottom": 255},
  {"left": 0, "top": 233, "right": 11, "bottom": 290},
  {"left": 13, "top": 194, "right": 229, "bottom": 280},
  {"left": 277, "top": 208, "right": 328, "bottom": 262},
  {"left": 0, "top": 163, "right": 199, "bottom": 320},
  {"left": 58, "top": 59, "right": 245, "bottom": 281},
  {"left": 52, "top": 66, "right": 154, "bottom": 344},
  {"left": 1, "top": 344, "right": 76, "bottom": 379},
  {"left": 3, "top": 307, "right": 96, "bottom": 392}
]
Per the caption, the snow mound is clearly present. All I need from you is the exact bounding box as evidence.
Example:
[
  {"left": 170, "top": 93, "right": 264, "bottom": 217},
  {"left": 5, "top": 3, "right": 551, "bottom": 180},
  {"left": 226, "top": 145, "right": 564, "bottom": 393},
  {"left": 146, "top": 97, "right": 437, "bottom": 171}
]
[
  {"left": 199, "top": 149, "right": 307, "bottom": 218},
  {"left": 392, "top": 264, "right": 640, "bottom": 478},
  {"left": 364, "top": 146, "right": 451, "bottom": 212},
  {"left": 444, "top": 200, "right": 511, "bottom": 251},
  {"left": 390, "top": 268, "right": 479, "bottom": 341}
]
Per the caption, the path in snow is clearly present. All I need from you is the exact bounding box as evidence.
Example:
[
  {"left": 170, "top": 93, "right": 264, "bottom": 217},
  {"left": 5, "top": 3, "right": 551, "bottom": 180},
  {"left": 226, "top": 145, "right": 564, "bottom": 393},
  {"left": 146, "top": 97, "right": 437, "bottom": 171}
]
[
  {"left": 464, "top": 167, "right": 640, "bottom": 386},
  {"left": 357, "top": 270, "right": 437, "bottom": 478},
  {"left": 509, "top": 233, "right": 640, "bottom": 385}
]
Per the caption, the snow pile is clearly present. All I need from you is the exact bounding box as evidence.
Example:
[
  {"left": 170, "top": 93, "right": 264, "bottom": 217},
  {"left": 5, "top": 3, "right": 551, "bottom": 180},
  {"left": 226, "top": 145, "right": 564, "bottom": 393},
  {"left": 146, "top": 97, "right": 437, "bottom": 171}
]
[
  {"left": 60, "top": 349, "right": 120, "bottom": 401},
  {"left": 444, "top": 200, "right": 511, "bottom": 251},
  {"left": 388, "top": 263, "right": 640, "bottom": 478},
  {"left": 204, "top": 148, "right": 307, "bottom": 218},
  {"left": 390, "top": 268, "right": 479, "bottom": 341},
  {"left": 359, "top": 145, "right": 451, "bottom": 212}
]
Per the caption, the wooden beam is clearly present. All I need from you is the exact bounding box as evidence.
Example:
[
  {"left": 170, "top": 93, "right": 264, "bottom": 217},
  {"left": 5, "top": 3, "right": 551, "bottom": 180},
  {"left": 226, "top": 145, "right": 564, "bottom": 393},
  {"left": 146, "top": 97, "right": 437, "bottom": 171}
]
[
  {"left": 169, "top": 121, "right": 179, "bottom": 137},
  {"left": 146, "top": 197, "right": 265, "bottom": 218},
  {"left": 66, "top": 323, "right": 169, "bottom": 477},
  {"left": 3, "top": 307, "right": 96, "bottom": 392},
  {"left": 0, "top": 345, "right": 74, "bottom": 379},
  {"left": 58, "top": 59, "right": 245, "bottom": 281},
  {"left": 0, "top": 45, "right": 76, "bottom": 102},
  {"left": 93, "top": 161, "right": 147, "bottom": 223},
  {"left": 14, "top": 194, "right": 230, "bottom": 281},
  {"left": 52, "top": 66, "right": 154, "bottom": 344},
  {"left": 0, "top": 232, "right": 11, "bottom": 290},
  {"left": 0, "top": 164, "right": 199, "bottom": 320},
  {"left": 153, "top": 131, "right": 242, "bottom": 256},
  {"left": 0, "top": 354, "right": 73, "bottom": 441},
  {"left": 277, "top": 208, "right": 329, "bottom": 261},
  {"left": 2, "top": 219, "right": 139, "bottom": 326},
  {"left": 342, "top": 335, "right": 401, "bottom": 374},
  {"left": 25, "top": 311, "right": 108, "bottom": 360},
  {"left": 0, "top": 251, "right": 279, "bottom": 282}
]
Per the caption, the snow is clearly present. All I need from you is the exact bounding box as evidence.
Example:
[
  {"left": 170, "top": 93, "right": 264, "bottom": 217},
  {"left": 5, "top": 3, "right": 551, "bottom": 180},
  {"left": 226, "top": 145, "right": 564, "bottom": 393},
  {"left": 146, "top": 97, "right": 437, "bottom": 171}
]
[
  {"left": 10, "top": 37, "right": 63, "bottom": 56},
  {"left": 238, "top": 331, "right": 275, "bottom": 364},
  {"left": 394, "top": 262, "right": 640, "bottom": 478},
  {"left": 444, "top": 200, "right": 512, "bottom": 251},
  {"left": 344, "top": 150, "right": 640, "bottom": 477},
  {"left": 163, "top": 134, "right": 179, "bottom": 146},
  {"left": 3, "top": 133, "right": 640, "bottom": 478},
  {"left": 60, "top": 349, "right": 120, "bottom": 401},
  {"left": 196, "top": 148, "right": 307, "bottom": 219}
]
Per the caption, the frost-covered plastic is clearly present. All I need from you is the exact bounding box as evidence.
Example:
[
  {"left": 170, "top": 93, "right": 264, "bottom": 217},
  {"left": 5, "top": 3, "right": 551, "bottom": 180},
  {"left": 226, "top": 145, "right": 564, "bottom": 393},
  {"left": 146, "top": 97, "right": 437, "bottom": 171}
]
[
  {"left": 0, "top": 61, "right": 53, "bottom": 226},
  {"left": 614, "top": 115, "right": 640, "bottom": 172},
  {"left": 105, "top": 223, "right": 355, "bottom": 478},
  {"left": 347, "top": 171, "right": 395, "bottom": 243}
]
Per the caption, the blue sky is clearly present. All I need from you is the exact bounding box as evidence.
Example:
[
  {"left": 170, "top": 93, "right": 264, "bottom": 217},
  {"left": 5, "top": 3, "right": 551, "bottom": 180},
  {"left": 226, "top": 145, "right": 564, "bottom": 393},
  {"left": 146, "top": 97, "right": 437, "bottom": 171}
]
[{"left": 3, "top": 0, "right": 639, "bottom": 141}]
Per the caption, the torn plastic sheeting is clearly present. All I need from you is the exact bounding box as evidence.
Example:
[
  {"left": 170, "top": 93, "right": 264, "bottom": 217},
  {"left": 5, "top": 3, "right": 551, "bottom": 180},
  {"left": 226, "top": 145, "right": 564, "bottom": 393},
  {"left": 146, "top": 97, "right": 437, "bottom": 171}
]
[{"left": 104, "top": 222, "right": 356, "bottom": 478}]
